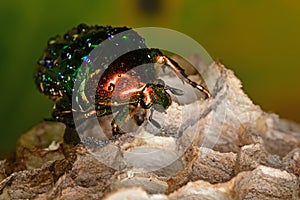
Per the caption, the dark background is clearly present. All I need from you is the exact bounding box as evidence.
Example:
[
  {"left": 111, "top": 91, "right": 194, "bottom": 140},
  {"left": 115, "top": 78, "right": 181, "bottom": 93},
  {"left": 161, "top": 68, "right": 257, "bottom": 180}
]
[{"left": 1, "top": 0, "right": 299, "bottom": 152}]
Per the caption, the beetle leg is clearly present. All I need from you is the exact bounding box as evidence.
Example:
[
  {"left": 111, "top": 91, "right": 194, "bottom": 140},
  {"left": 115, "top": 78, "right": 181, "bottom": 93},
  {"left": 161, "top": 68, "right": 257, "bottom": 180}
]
[
  {"left": 110, "top": 105, "right": 138, "bottom": 136},
  {"left": 149, "top": 109, "right": 161, "bottom": 129},
  {"left": 111, "top": 119, "right": 122, "bottom": 136},
  {"left": 52, "top": 96, "right": 75, "bottom": 126},
  {"left": 156, "top": 55, "right": 211, "bottom": 98}
]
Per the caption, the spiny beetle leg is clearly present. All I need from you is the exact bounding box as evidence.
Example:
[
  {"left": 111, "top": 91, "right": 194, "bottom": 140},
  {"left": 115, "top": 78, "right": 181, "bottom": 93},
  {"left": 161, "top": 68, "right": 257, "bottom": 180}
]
[{"left": 156, "top": 54, "right": 211, "bottom": 98}]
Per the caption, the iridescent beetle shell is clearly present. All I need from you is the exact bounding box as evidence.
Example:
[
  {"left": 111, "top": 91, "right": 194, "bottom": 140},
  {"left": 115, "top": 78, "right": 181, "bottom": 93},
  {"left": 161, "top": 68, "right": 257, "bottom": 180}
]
[{"left": 34, "top": 24, "right": 210, "bottom": 136}]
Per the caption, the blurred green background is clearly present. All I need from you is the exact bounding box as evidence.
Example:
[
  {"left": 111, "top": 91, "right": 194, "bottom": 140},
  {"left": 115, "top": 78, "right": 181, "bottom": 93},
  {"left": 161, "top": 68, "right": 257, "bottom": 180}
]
[{"left": 0, "top": 0, "right": 299, "bottom": 152}]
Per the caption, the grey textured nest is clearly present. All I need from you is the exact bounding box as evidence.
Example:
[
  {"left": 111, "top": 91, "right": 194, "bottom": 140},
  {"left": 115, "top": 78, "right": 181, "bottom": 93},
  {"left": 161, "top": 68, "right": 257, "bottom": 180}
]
[{"left": 0, "top": 62, "right": 299, "bottom": 200}]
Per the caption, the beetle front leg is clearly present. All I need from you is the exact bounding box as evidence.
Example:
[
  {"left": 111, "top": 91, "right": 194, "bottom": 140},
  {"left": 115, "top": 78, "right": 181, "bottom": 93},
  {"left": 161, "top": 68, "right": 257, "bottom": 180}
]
[
  {"left": 111, "top": 104, "right": 139, "bottom": 136},
  {"left": 111, "top": 106, "right": 127, "bottom": 136},
  {"left": 155, "top": 54, "right": 211, "bottom": 98},
  {"left": 111, "top": 119, "right": 123, "bottom": 136}
]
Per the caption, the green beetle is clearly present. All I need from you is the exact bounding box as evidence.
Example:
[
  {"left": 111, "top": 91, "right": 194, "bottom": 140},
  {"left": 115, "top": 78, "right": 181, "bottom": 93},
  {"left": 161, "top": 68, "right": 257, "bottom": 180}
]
[{"left": 34, "top": 24, "right": 210, "bottom": 136}]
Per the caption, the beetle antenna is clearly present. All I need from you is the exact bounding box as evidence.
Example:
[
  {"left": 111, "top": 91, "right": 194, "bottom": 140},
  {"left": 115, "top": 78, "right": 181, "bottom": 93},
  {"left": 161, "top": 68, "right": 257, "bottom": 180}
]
[{"left": 165, "top": 85, "right": 184, "bottom": 96}]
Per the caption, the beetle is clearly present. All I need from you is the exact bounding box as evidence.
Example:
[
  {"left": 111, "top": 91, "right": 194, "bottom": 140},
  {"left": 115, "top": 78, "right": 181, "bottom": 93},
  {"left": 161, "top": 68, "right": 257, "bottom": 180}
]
[{"left": 34, "top": 24, "right": 210, "bottom": 136}]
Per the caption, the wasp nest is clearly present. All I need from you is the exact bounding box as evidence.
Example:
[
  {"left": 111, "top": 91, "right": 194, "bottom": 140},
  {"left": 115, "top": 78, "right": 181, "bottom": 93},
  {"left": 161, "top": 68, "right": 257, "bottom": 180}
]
[{"left": 1, "top": 61, "right": 299, "bottom": 200}]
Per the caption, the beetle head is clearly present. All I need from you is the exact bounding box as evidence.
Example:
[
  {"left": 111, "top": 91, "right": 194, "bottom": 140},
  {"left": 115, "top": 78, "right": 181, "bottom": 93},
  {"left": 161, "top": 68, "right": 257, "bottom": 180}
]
[{"left": 141, "top": 83, "right": 171, "bottom": 112}]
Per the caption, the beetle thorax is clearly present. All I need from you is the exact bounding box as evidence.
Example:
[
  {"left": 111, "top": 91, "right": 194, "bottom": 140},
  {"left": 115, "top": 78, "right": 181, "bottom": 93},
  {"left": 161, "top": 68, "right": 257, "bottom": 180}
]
[
  {"left": 97, "top": 69, "right": 145, "bottom": 104},
  {"left": 141, "top": 84, "right": 172, "bottom": 112}
]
